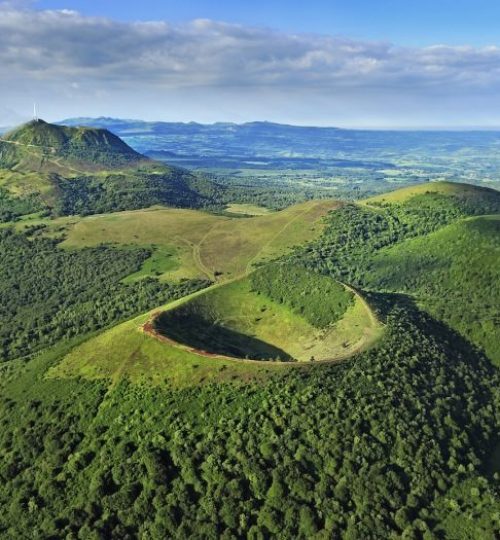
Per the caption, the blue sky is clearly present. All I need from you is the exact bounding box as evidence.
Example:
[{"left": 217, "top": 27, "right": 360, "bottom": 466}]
[
  {"left": 36, "top": 0, "right": 500, "bottom": 47},
  {"left": 1, "top": 1, "right": 500, "bottom": 127}
]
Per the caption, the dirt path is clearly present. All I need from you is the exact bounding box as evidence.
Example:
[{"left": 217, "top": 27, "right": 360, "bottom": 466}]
[
  {"left": 244, "top": 203, "right": 314, "bottom": 275},
  {"left": 0, "top": 137, "right": 86, "bottom": 174},
  {"left": 175, "top": 221, "right": 225, "bottom": 281},
  {"left": 0, "top": 138, "right": 57, "bottom": 150},
  {"left": 342, "top": 283, "right": 380, "bottom": 329},
  {"left": 192, "top": 221, "right": 226, "bottom": 280}
]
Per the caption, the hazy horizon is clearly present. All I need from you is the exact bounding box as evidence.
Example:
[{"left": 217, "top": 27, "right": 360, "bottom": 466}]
[
  {"left": 4, "top": 115, "right": 500, "bottom": 133},
  {"left": 3, "top": 1, "right": 500, "bottom": 128}
]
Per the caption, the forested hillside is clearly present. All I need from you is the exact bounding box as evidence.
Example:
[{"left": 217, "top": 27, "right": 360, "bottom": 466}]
[
  {"left": 0, "top": 121, "right": 225, "bottom": 220},
  {"left": 0, "top": 120, "right": 144, "bottom": 170},
  {"left": 250, "top": 263, "right": 354, "bottom": 328},
  {"left": 0, "top": 298, "right": 498, "bottom": 538},
  {"left": 291, "top": 185, "right": 500, "bottom": 364},
  {"left": 0, "top": 228, "right": 208, "bottom": 361},
  {"left": 367, "top": 216, "right": 500, "bottom": 363},
  {"left": 0, "top": 181, "right": 498, "bottom": 539}
]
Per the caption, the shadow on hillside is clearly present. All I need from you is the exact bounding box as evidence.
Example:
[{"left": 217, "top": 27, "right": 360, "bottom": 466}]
[
  {"left": 361, "top": 287, "right": 500, "bottom": 478},
  {"left": 364, "top": 288, "right": 495, "bottom": 364},
  {"left": 154, "top": 312, "right": 294, "bottom": 361}
]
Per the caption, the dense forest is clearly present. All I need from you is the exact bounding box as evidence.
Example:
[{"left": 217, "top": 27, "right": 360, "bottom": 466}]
[
  {"left": 53, "top": 170, "right": 215, "bottom": 216},
  {"left": 0, "top": 182, "right": 498, "bottom": 538},
  {"left": 0, "top": 228, "right": 208, "bottom": 361},
  {"left": 0, "top": 298, "right": 498, "bottom": 538},
  {"left": 250, "top": 263, "right": 353, "bottom": 328},
  {"left": 0, "top": 187, "right": 44, "bottom": 222}
]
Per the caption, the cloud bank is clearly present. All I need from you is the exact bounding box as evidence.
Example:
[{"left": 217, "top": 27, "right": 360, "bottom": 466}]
[{"left": 1, "top": 3, "right": 500, "bottom": 126}]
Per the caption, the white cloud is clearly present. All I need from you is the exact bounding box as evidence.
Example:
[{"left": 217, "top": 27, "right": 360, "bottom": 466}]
[{"left": 1, "top": 3, "right": 500, "bottom": 125}]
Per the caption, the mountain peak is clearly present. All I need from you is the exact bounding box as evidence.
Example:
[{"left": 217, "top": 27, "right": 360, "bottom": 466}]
[{"left": 0, "top": 120, "right": 146, "bottom": 173}]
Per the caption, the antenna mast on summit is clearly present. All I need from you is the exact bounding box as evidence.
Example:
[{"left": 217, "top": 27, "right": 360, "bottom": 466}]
[{"left": 33, "top": 103, "right": 38, "bottom": 122}]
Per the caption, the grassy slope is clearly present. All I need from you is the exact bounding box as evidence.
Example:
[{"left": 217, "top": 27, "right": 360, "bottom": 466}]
[
  {"left": 366, "top": 215, "right": 500, "bottom": 364},
  {"left": 364, "top": 180, "right": 499, "bottom": 204},
  {"left": 48, "top": 286, "right": 285, "bottom": 387},
  {"left": 154, "top": 277, "right": 378, "bottom": 362},
  {"left": 49, "top": 275, "right": 382, "bottom": 385},
  {"left": 225, "top": 203, "right": 273, "bottom": 216},
  {"left": 54, "top": 200, "right": 341, "bottom": 281},
  {"left": 0, "top": 170, "right": 55, "bottom": 197}
]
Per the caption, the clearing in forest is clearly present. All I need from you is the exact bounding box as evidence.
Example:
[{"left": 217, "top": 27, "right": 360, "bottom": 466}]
[{"left": 55, "top": 199, "right": 341, "bottom": 281}]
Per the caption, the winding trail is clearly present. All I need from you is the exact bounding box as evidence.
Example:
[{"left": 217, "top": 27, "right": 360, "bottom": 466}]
[
  {"left": 175, "top": 202, "right": 319, "bottom": 282},
  {"left": 244, "top": 203, "right": 314, "bottom": 275},
  {"left": 0, "top": 137, "right": 86, "bottom": 174}
]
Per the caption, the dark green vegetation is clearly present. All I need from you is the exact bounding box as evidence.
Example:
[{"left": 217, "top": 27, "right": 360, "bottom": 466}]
[
  {"left": 0, "top": 228, "right": 208, "bottom": 361},
  {"left": 368, "top": 216, "right": 500, "bottom": 364},
  {"left": 291, "top": 184, "right": 500, "bottom": 364},
  {"left": 0, "top": 299, "right": 498, "bottom": 538},
  {"left": 0, "top": 120, "right": 144, "bottom": 170},
  {"left": 0, "top": 120, "right": 224, "bottom": 220},
  {"left": 51, "top": 169, "right": 216, "bottom": 216},
  {"left": 0, "top": 179, "right": 498, "bottom": 538},
  {"left": 0, "top": 186, "right": 44, "bottom": 221},
  {"left": 250, "top": 263, "right": 353, "bottom": 328}
]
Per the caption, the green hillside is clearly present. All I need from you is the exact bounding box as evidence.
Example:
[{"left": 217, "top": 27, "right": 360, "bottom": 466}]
[
  {"left": 291, "top": 182, "right": 500, "bottom": 363},
  {"left": 0, "top": 119, "right": 144, "bottom": 171},
  {"left": 0, "top": 228, "right": 209, "bottom": 361},
  {"left": 364, "top": 180, "right": 500, "bottom": 204},
  {"left": 366, "top": 216, "right": 500, "bottom": 363},
  {"left": 0, "top": 179, "right": 498, "bottom": 538},
  {"left": 49, "top": 271, "right": 379, "bottom": 386},
  {"left": 0, "top": 121, "right": 223, "bottom": 219}
]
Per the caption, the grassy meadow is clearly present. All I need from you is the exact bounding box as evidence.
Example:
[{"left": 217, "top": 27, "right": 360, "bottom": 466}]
[
  {"left": 364, "top": 180, "right": 498, "bottom": 204},
  {"left": 224, "top": 203, "right": 273, "bottom": 215},
  {"left": 48, "top": 274, "right": 382, "bottom": 386},
  {"left": 34, "top": 199, "right": 342, "bottom": 281}
]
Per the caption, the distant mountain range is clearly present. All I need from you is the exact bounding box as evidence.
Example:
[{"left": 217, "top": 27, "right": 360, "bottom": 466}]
[{"left": 60, "top": 117, "right": 500, "bottom": 158}]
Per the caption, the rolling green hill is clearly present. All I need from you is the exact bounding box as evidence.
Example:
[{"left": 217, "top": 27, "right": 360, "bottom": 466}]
[
  {"left": 0, "top": 120, "right": 223, "bottom": 219},
  {"left": 291, "top": 181, "right": 500, "bottom": 364},
  {"left": 0, "top": 120, "right": 145, "bottom": 171},
  {"left": 364, "top": 180, "right": 499, "bottom": 204},
  {"left": 0, "top": 179, "right": 498, "bottom": 538},
  {"left": 366, "top": 215, "right": 500, "bottom": 363}
]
